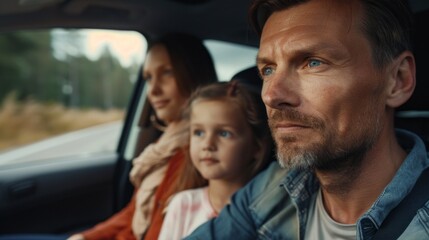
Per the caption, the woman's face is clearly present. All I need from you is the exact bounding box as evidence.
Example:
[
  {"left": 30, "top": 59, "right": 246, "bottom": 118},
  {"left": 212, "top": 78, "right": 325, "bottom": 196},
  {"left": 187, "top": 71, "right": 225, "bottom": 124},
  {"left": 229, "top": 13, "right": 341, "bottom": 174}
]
[{"left": 143, "top": 44, "right": 187, "bottom": 124}]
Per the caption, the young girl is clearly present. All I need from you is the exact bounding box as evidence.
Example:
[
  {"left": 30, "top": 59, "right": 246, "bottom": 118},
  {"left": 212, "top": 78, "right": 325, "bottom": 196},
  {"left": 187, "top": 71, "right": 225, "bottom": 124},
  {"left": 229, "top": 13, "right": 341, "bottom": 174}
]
[{"left": 158, "top": 81, "right": 272, "bottom": 240}]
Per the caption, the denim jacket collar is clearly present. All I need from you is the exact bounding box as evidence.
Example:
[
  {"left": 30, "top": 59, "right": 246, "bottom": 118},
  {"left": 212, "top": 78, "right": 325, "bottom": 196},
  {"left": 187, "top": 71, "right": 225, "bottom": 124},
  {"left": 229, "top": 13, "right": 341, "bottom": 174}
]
[
  {"left": 281, "top": 168, "right": 318, "bottom": 239},
  {"left": 357, "top": 129, "right": 429, "bottom": 239}
]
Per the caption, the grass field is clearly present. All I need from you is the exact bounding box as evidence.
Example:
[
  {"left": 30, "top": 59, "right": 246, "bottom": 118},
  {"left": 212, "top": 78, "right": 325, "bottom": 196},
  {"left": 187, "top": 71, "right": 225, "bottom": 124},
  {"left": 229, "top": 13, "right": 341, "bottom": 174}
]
[{"left": 0, "top": 94, "right": 124, "bottom": 151}]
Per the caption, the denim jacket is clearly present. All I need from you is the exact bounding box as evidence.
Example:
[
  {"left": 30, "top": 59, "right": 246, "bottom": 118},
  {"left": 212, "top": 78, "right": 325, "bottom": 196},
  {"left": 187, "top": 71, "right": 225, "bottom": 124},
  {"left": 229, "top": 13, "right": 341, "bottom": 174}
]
[{"left": 184, "top": 129, "right": 429, "bottom": 240}]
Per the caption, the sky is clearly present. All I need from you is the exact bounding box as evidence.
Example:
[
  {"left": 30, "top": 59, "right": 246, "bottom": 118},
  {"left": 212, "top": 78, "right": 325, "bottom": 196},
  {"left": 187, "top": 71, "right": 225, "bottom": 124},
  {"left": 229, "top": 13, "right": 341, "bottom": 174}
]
[
  {"left": 83, "top": 29, "right": 147, "bottom": 67},
  {"left": 52, "top": 29, "right": 147, "bottom": 68}
]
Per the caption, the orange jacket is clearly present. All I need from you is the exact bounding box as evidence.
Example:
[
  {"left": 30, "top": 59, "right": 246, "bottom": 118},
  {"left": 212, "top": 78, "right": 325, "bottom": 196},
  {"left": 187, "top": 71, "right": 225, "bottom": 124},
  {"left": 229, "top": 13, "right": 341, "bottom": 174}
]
[{"left": 81, "top": 150, "right": 185, "bottom": 240}]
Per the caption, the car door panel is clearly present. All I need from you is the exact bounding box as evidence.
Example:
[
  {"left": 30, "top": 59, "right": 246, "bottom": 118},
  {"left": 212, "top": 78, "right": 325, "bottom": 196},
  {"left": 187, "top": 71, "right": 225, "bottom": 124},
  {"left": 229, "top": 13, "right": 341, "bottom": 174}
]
[{"left": 0, "top": 153, "right": 117, "bottom": 233}]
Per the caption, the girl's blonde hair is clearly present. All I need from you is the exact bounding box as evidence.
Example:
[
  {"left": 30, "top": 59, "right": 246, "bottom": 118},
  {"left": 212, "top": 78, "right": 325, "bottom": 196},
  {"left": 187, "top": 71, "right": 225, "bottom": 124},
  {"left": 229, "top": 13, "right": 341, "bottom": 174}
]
[{"left": 173, "top": 81, "right": 273, "bottom": 193}]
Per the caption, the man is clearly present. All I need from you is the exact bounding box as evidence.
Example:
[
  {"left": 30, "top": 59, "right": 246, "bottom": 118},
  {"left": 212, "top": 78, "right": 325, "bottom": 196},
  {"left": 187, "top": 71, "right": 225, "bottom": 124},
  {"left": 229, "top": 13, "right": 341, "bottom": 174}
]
[{"left": 185, "top": 0, "right": 429, "bottom": 239}]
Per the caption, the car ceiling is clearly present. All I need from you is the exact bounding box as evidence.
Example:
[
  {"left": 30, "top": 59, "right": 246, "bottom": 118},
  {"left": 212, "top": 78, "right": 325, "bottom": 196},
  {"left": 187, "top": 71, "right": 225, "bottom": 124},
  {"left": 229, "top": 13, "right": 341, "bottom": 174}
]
[
  {"left": 0, "top": 0, "right": 428, "bottom": 47},
  {"left": 0, "top": 0, "right": 259, "bottom": 46}
]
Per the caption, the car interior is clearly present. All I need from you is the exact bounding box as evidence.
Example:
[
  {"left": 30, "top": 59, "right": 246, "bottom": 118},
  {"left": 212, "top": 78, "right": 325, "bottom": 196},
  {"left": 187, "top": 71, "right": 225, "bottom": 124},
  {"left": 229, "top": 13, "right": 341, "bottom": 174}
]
[{"left": 0, "top": 0, "right": 428, "bottom": 235}]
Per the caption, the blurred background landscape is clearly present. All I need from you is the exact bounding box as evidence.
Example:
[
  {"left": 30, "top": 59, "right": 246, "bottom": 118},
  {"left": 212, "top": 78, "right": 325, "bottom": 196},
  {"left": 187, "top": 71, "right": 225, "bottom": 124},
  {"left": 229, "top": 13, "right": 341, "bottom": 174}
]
[{"left": 0, "top": 29, "right": 145, "bottom": 152}]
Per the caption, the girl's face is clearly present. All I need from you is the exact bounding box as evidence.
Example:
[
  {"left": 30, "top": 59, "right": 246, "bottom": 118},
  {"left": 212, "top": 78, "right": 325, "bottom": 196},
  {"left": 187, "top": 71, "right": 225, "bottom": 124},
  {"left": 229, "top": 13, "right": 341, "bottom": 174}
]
[
  {"left": 190, "top": 99, "right": 256, "bottom": 183},
  {"left": 143, "top": 44, "right": 187, "bottom": 124}
]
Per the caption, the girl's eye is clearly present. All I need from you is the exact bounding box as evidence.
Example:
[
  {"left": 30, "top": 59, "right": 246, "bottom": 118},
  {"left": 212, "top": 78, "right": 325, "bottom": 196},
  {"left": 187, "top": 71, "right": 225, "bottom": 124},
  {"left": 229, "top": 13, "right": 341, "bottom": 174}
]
[
  {"left": 260, "top": 66, "right": 274, "bottom": 77},
  {"left": 218, "top": 130, "right": 231, "bottom": 138},
  {"left": 307, "top": 59, "right": 323, "bottom": 68},
  {"left": 193, "top": 129, "right": 204, "bottom": 137}
]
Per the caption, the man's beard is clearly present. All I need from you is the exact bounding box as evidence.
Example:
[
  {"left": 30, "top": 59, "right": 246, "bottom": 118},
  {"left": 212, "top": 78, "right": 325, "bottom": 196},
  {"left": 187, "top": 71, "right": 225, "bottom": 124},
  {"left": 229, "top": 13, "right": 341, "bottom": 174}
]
[{"left": 269, "top": 107, "right": 382, "bottom": 173}]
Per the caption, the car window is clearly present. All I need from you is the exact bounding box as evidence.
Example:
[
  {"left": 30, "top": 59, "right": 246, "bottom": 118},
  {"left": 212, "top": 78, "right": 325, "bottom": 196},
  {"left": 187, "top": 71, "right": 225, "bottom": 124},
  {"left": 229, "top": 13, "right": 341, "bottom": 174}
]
[
  {"left": 0, "top": 29, "right": 146, "bottom": 165},
  {"left": 204, "top": 40, "right": 258, "bottom": 81}
]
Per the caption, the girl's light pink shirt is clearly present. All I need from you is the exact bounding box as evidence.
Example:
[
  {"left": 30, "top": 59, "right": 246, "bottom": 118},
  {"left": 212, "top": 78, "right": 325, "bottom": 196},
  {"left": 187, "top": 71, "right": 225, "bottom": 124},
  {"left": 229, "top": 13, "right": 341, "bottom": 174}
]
[{"left": 158, "top": 187, "right": 217, "bottom": 240}]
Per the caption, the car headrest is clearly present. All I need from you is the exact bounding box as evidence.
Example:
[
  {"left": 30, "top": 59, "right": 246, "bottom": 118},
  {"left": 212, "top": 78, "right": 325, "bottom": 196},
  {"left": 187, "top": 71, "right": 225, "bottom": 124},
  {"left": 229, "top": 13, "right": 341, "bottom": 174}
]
[{"left": 231, "top": 66, "right": 262, "bottom": 93}]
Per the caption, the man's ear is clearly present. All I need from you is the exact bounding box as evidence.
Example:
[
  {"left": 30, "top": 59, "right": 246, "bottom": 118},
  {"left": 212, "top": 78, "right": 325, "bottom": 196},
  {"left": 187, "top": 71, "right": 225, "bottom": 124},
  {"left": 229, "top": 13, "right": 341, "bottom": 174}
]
[{"left": 386, "top": 51, "right": 416, "bottom": 108}]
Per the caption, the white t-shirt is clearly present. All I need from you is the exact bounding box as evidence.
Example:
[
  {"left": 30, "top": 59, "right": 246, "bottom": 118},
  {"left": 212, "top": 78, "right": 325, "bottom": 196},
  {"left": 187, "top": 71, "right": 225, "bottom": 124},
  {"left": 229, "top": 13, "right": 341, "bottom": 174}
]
[
  {"left": 158, "top": 187, "right": 217, "bottom": 240},
  {"left": 305, "top": 189, "right": 356, "bottom": 240}
]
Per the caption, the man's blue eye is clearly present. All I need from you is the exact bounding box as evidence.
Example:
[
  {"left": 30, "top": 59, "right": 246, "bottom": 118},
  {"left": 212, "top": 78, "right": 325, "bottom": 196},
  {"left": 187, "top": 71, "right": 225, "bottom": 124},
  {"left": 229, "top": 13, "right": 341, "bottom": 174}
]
[
  {"left": 308, "top": 59, "right": 322, "bottom": 68},
  {"left": 219, "top": 130, "right": 231, "bottom": 138},
  {"left": 262, "top": 67, "right": 274, "bottom": 76}
]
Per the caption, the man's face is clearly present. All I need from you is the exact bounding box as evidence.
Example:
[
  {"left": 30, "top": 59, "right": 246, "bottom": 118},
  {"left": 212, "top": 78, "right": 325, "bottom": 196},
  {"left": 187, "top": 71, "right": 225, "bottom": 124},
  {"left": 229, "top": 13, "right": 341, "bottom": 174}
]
[{"left": 257, "top": 0, "right": 388, "bottom": 170}]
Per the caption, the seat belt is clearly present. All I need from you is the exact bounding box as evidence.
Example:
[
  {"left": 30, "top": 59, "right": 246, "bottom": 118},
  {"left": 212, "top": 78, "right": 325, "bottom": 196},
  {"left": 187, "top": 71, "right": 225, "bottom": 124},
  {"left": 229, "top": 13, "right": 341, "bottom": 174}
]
[{"left": 372, "top": 167, "right": 429, "bottom": 239}]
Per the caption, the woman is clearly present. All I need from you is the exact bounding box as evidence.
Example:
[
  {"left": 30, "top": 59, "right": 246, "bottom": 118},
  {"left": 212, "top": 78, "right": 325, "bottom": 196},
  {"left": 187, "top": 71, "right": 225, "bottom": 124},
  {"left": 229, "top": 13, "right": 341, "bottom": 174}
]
[{"left": 70, "top": 33, "right": 218, "bottom": 240}]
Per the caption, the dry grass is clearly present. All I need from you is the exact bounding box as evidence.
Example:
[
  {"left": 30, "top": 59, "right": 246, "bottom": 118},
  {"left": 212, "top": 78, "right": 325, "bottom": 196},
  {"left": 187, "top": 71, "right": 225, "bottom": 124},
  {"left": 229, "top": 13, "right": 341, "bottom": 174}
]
[{"left": 0, "top": 93, "right": 125, "bottom": 151}]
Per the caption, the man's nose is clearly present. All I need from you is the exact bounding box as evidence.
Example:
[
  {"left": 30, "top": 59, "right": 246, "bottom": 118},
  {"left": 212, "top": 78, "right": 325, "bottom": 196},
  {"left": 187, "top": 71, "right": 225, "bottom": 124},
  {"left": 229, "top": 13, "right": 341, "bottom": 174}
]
[{"left": 261, "top": 70, "right": 300, "bottom": 109}]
